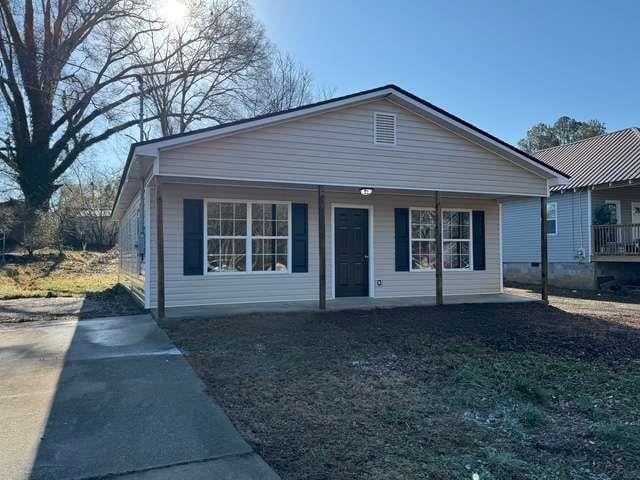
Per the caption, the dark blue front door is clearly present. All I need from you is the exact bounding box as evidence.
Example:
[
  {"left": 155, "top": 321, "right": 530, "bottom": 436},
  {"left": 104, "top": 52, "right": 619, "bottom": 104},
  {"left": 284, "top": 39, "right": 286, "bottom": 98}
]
[{"left": 335, "top": 208, "right": 369, "bottom": 297}]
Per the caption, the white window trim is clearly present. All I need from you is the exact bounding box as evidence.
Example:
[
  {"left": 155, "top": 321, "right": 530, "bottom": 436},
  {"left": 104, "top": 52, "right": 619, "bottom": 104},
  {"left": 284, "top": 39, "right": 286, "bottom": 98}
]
[
  {"left": 203, "top": 199, "right": 292, "bottom": 276},
  {"left": 408, "top": 207, "right": 436, "bottom": 272},
  {"left": 409, "top": 207, "right": 474, "bottom": 272},
  {"left": 547, "top": 201, "right": 558, "bottom": 236},
  {"left": 373, "top": 111, "right": 397, "bottom": 146}
]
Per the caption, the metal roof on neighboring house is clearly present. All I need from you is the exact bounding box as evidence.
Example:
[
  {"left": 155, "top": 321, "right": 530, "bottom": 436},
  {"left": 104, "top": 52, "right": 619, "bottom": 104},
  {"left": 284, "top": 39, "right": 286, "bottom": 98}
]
[{"left": 535, "top": 127, "right": 640, "bottom": 191}]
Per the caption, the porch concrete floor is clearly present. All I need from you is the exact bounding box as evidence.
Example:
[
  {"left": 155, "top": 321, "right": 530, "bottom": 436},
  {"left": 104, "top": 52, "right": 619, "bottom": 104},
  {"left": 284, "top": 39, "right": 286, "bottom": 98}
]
[{"left": 160, "top": 293, "right": 535, "bottom": 319}]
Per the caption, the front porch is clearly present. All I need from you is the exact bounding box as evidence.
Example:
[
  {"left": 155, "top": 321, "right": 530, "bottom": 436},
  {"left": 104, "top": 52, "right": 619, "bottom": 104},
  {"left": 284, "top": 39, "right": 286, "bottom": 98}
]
[
  {"left": 159, "top": 292, "right": 534, "bottom": 319},
  {"left": 147, "top": 177, "right": 554, "bottom": 317},
  {"left": 591, "top": 184, "right": 640, "bottom": 262}
]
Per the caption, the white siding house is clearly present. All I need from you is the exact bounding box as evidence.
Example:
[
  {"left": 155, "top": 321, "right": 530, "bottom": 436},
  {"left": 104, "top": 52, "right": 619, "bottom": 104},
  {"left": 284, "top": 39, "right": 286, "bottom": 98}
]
[{"left": 112, "top": 85, "right": 567, "bottom": 315}]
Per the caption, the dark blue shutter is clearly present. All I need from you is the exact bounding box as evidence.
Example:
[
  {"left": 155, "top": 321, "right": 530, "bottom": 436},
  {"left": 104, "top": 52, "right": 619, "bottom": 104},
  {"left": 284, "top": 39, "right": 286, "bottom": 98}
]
[
  {"left": 183, "top": 199, "right": 203, "bottom": 275},
  {"left": 292, "top": 203, "right": 308, "bottom": 273},
  {"left": 395, "top": 208, "right": 410, "bottom": 271},
  {"left": 472, "top": 210, "right": 486, "bottom": 271}
]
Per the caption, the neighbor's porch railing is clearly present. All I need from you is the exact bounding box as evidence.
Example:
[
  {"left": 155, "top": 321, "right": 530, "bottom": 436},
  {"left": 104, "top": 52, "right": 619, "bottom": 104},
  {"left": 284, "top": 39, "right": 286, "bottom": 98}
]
[{"left": 592, "top": 224, "right": 640, "bottom": 257}]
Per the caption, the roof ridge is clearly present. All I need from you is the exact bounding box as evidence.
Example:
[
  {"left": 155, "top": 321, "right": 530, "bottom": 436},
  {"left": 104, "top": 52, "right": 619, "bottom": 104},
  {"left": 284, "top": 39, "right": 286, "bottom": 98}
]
[{"left": 536, "top": 127, "right": 638, "bottom": 154}]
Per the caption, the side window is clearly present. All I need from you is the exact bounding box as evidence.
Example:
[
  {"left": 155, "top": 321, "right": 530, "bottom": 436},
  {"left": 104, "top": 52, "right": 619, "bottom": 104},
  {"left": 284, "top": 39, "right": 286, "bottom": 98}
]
[{"left": 546, "top": 202, "right": 557, "bottom": 235}]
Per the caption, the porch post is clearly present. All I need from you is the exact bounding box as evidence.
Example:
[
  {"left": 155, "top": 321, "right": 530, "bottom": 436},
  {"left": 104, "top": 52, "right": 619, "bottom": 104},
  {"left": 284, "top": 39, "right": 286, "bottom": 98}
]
[
  {"left": 156, "top": 180, "right": 166, "bottom": 319},
  {"left": 435, "top": 191, "right": 444, "bottom": 305},
  {"left": 318, "top": 185, "right": 326, "bottom": 310},
  {"left": 540, "top": 196, "right": 549, "bottom": 304}
]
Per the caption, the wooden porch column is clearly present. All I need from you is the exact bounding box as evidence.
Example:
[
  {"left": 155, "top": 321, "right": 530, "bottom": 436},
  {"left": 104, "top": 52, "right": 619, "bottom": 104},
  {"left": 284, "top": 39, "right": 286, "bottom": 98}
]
[
  {"left": 318, "top": 185, "right": 326, "bottom": 310},
  {"left": 540, "top": 196, "right": 549, "bottom": 304},
  {"left": 156, "top": 181, "right": 166, "bottom": 319},
  {"left": 435, "top": 191, "right": 444, "bottom": 305}
]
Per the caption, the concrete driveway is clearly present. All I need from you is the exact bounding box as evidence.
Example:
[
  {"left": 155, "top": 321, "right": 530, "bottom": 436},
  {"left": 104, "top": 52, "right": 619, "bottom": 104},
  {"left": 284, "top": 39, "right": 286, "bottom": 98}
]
[{"left": 0, "top": 313, "right": 279, "bottom": 480}]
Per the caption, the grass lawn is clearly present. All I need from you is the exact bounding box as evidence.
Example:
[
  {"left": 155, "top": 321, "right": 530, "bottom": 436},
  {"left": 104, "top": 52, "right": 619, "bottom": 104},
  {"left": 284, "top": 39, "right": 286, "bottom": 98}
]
[
  {"left": 162, "top": 295, "right": 640, "bottom": 480},
  {"left": 0, "top": 250, "right": 118, "bottom": 299}
]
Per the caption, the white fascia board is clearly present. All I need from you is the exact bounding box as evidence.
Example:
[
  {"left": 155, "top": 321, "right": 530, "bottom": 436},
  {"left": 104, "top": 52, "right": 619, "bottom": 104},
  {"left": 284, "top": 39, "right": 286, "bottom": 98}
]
[{"left": 113, "top": 153, "right": 157, "bottom": 217}]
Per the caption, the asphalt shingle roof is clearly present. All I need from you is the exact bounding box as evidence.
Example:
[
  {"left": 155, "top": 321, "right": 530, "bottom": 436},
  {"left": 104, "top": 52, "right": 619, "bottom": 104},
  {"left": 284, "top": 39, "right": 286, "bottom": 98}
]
[{"left": 534, "top": 128, "right": 640, "bottom": 191}]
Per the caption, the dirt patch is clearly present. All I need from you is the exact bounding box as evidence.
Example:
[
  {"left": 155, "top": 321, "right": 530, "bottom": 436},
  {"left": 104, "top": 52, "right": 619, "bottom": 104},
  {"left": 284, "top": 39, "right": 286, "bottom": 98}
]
[{"left": 162, "top": 300, "right": 640, "bottom": 480}]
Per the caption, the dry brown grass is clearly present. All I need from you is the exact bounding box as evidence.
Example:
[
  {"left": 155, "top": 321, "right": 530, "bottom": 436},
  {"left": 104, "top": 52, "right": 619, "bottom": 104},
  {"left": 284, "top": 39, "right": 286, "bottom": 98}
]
[{"left": 0, "top": 250, "right": 119, "bottom": 299}]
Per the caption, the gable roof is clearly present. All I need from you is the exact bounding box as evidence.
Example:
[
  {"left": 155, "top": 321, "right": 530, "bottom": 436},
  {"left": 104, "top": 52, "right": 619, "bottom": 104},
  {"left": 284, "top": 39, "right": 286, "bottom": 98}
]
[
  {"left": 113, "top": 84, "right": 569, "bottom": 216},
  {"left": 535, "top": 128, "right": 640, "bottom": 191}
]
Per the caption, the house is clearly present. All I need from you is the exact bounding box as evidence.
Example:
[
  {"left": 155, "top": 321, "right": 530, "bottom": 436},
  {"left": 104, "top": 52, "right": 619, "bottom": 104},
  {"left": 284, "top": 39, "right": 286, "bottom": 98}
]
[
  {"left": 503, "top": 128, "right": 640, "bottom": 289},
  {"left": 111, "top": 85, "right": 568, "bottom": 316}
]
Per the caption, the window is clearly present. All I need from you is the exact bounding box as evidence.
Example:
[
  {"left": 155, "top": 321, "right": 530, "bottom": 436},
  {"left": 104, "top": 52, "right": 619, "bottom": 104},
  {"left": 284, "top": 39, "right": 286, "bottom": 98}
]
[
  {"left": 251, "top": 203, "right": 289, "bottom": 272},
  {"left": 205, "top": 200, "right": 290, "bottom": 274},
  {"left": 604, "top": 200, "right": 620, "bottom": 225},
  {"left": 410, "top": 209, "right": 436, "bottom": 270},
  {"left": 410, "top": 208, "right": 472, "bottom": 271},
  {"left": 546, "top": 201, "right": 557, "bottom": 235},
  {"left": 206, "top": 202, "right": 247, "bottom": 273},
  {"left": 443, "top": 211, "right": 471, "bottom": 270}
]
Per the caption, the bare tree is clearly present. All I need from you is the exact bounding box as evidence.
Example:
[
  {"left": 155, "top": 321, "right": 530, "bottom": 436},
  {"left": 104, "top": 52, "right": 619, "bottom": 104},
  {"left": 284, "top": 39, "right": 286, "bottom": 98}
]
[
  {"left": 62, "top": 163, "right": 118, "bottom": 249},
  {"left": 242, "top": 50, "right": 316, "bottom": 116},
  {"left": 142, "top": 0, "right": 269, "bottom": 136},
  {"left": 0, "top": 0, "right": 185, "bottom": 210}
]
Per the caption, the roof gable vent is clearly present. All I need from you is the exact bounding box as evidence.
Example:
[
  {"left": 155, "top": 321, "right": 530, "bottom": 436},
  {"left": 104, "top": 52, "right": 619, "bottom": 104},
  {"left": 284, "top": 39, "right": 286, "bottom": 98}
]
[{"left": 373, "top": 112, "right": 396, "bottom": 145}]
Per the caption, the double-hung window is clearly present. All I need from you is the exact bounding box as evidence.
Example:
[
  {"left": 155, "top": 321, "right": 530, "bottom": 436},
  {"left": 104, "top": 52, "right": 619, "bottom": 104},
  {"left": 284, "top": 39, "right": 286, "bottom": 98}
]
[
  {"left": 443, "top": 211, "right": 471, "bottom": 270},
  {"left": 205, "top": 200, "right": 290, "bottom": 274},
  {"left": 251, "top": 203, "right": 289, "bottom": 272},
  {"left": 206, "top": 202, "right": 247, "bottom": 273},
  {"left": 546, "top": 202, "right": 557, "bottom": 235},
  {"left": 410, "top": 209, "right": 436, "bottom": 270},
  {"left": 410, "top": 208, "right": 472, "bottom": 270}
]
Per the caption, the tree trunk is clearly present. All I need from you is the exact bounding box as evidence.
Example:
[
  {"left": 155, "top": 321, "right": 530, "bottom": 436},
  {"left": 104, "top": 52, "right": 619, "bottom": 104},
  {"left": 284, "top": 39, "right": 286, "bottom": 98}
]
[{"left": 16, "top": 149, "right": 57, "bottom": 211}]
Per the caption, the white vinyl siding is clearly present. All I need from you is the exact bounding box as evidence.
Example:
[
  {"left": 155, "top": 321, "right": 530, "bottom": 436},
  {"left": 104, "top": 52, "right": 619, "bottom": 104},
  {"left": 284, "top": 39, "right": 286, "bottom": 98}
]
[
  {"left": 145, "top": 183, "right": 501, "bottom": 308},
  {"left": 118, "top": 191, "right": 145, "bottom": 304},
  {"left": 158, "top": 99, "right": 547, "bottom": 197}
]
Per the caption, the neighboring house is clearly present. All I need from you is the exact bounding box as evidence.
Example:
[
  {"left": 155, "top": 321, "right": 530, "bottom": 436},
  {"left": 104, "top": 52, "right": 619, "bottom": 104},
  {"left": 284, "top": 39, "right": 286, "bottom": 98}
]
[
  {"left": 503, "top": 128, "right": 640, "bottom": 289},
  {"left": 112, "top": 85, "right": 567, "bottom": 313}
]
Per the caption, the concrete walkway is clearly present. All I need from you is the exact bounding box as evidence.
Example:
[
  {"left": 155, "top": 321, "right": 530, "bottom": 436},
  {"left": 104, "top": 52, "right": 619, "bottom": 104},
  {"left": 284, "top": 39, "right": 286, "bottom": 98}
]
[{"left": 0, "top": 314, "right": 279, "bottom": 480}]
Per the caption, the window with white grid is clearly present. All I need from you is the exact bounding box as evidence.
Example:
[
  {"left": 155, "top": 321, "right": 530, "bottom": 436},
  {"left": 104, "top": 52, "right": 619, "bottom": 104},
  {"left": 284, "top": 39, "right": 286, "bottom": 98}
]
[
  {"left": 410, "top": 209, "right": 436, "bottom": 270},
  {"left": 443, "top": 211, "right": 471, "bottom": 270},
  {"left": 251, "top": 203, "right": 289, "bottom": 272},
  {"left": 206, "top": 201, "right": 247, "bottom": 273}
]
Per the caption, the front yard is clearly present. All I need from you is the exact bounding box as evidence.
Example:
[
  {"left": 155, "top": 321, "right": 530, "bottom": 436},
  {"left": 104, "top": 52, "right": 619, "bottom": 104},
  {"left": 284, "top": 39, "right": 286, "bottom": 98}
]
[
  {"left": 162, "top": 293, "right": 640, "bottom": 480},
  {"left": 0, "top": 250, "right": 142, "bottom": 322}
]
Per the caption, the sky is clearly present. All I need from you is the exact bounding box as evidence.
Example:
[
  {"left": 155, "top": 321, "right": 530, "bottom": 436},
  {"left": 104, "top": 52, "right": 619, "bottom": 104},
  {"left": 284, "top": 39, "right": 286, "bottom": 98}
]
[
  {"left": 251, "top": 0, "right": 639, "bottom": 146},
  {"left": 86, "top": 0, "right": 639, "bottom": 178}
]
